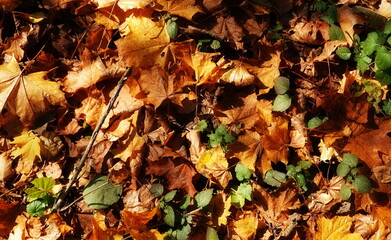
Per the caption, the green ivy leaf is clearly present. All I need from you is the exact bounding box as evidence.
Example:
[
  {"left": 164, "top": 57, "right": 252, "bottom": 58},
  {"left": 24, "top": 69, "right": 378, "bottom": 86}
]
[
  {"left": 150, "top": 183, "right": 164, "bottom": 197},
  {"left": 176, "top": 223, "right": 192, "bottom": 240},
  {"left": 342, "top": 153, "right": 358, "bottom": 168},
  {"left": 164, "top": 190, "right": 177, "bottom": 202},
  {"left": 340, "top": 184, "right": 352, "bottom": 200},
  {"left": 237, "top": 182, "right": 252, "bottom": 201},
  {"left": 353, "top": 175, "right": 372, "bottom": 193},
  {"left": 375, "top": 69, "right": 391, "bottom": 85},
  {"left": 272, "top": 94, "right": 291, "bottom": 112},
  {"left": 274, "top": 76, "right": 290, "bottom": 95},
  {"left": 206, "top": 227, "right": 219, "bottom": 240},
  {"left": 194, "top": 120, "right": 208, "bottom": 131},
  {"left": 355, "top": 52, "right": 372, "bottom": 73},
  {"left": 166, "top": 19, "right": 178, "bottom": 39},
  {"left": 315, "top": 0, "right": 327, "bottom": 12},
  {"left": 323, "top": 5, "right": 338, "bottom": 25},
  {"left": 384, "top": 20, "right": 391, "bottom": 35},
  {"left": 361, "top": 32, "right": 383, "bottom": 56},
  {"left": 163, "top": 205, "right": 176, "bottom": 227},
  {"left": 336, "top": 47, "right": 351, "bottom": 60},
  {"left": 295, "top": 173, "right": 306, "bottom": 188},
  {"left": 382, "top": 100, "right": 391, "bottom": 115},
  {"left": 264, "top": 170, "right": 286, "bottom": 187},
  {"left": 235, "top": 163, "right": 252, "bottom": 181},
  {"left": 195, "top": 189, "right": 214, "bottom": 208},
  {"left": 307, "top": 116, "right": 328, "bottom": 129},
  {"left": 26, "top": 199, "right": 47, "bottom": 217},
  {"left": 25, "top": 177, "right": 55, "bottom": 202},
  {"left": 297, "top": 160, "right": 312, "bottom": 169},
  {"left": 375, "top": 51, "right": 391, "bottom": 70},
  {"left": 336, "top": 162, "right": 350, "bottom": 178},
  {"left": 329, "top": 24, "right": 346, "bottom": 41},
  {"left": 82, "top": 175, "right": 122, "bottom": 209},
  {"left": 179, "top": 195, "right": 191, "bottom": 210},
  {"left": 231, "top": 191, "right": 245, "bottom": 207}
]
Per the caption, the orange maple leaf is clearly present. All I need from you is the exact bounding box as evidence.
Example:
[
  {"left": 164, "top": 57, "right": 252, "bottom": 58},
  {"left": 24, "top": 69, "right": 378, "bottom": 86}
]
[{"left": 316, "top": 216, "right": 364, "bottom": 240}]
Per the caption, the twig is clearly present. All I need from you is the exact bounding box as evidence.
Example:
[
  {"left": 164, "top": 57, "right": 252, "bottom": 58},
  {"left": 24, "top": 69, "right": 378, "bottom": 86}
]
[{"left": 52, "top": 67, "right": 132, "bottom": 212}]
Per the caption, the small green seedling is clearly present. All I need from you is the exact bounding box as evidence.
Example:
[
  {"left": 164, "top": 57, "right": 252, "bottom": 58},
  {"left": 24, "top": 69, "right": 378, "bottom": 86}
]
[
  {"left": 207, "top": 124, "right": 235, "bottom": 150},
  {"left": 153, "top": 185, "right": 215, "bottom": 240},
  {"left": 337, "top": 153, "right": 372, "bottom": 200},
  {"left": 231, "top": 163, "right": 253, "bottom": 207},
  {"left": 273, "top": 77, "right": 291, "bottom": 112},
  {"left": 25, "top": 177, "right": 56, "bottom": 217}
]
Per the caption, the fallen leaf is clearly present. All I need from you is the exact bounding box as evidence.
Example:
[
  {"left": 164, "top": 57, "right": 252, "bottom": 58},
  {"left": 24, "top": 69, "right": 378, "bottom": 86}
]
[
  {"left": 316, "top": 216, "right": 365, "bottom": 240},
  {"left": 0, "top": 56, "right": 66, "bottom": 127},
  {"left": 11, "top": 130, "right": 42, "bottom": 174},
  {"left": 231, "top": 211, "right": 259, "bottom": 239},
  {"left": 155, "top": 0, "right": 203, "bottom": 20},
  {"left": 210, "top": 192, "right": 231, "bottom": 226},
  {"left": 288, "top": 16, "right": 329, "bottom": 45},
  {"left": 338, "top": 5, "right": 366, "bottom": 46},
  {"left": 377, "top": 0, "right": 391, "bottom": 18},
  {"left": 0, "top": 151, "right": 14, "bottom": 181},
  {"left": 116, "top": 15, "right": 170, "bottom": 67},
  {"left": 196, "top": 146, "right": 233, "bottom": 189},
  {"left": 0, "top": 200, "right": 22, "bottom": 238},
  {"left": 210, "top": 16, "right": 244, "bottom": 50}
]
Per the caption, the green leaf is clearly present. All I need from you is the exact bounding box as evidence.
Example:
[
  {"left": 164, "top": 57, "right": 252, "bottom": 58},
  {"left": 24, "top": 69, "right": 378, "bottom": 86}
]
[
  {"left": 82, "top": 175, "right": 122, "bottom": 209},
  {"left": 376, "top": 69, "right": 391, "bottom": 85},
  {"left": 361, "top": 32, "right": 382, "bottom": 56},
  {"left": 237, "top": 182, "right": 252, "bottom": 201},
  {"left": 307, "top": 116, "right": 328, "bottom": 129},
  {"left": 323, "top": 5, "right": 338, "bottom": 25},
  {"left": 387, "top": 36, "right": 391, "bottom": 46},
  {"left": 206, "top": 227, "right": 219, "bottom": 240},
  {"left": 336, "top": 47, "right": 351, "bottom": 60},
  {"left": 195, "top": 189, "right": 214, "bottom": 208},
  {"left": 382, "top": 100, "right": 391, "bottom": 115},
  {"left": 340, "top": 184, "right": 352, "bottom": 200},
  {"left": 150, "top": 183, "right": 164, "bottom": 197},
  {"left": 350, "top": 168, "right": 358, "bottom": 176},
  {"left": 329, "top": 24, "right": 346, "bottom": 41},
  {"left": 384, "top": 20, "right": 391, "bottom": 35},
  {"left": 179, "top": 195, "right": 191, "bottom": 210},
  {"left": 272, "top": 94, "right": 291, "bottom": 112},
  {"left": 336, "top": 162, "right": 350, "bottom": 178},
  {"left": 231, "top": 192, "right": 245, "bottom": 207},
  {"left": 264, "top": 170, "right": 286, "bottom": 187},
  {"left": 375, "top": 51, "right": 391, "bottom": 70},
  {"left": 297, "top": 160, "right": 312, "bottom": 169},
  {"left": 342, "top": 153, "right": 358, "bottom": 168},
  {"left": 25, "top": 177, "right": 55, "bottom": 202},
  {"left": 274, "top": 76, "right": 290, "bottom": 95},
  {"left": 355, "top": 53, "right": 372, "bottom": 73},
  {"left": 164, "top": 190, "right": 177, "bottom": 202},
  {"left": 295, "top": 173, "right": 306, "bottom": 188},
  {"left": 194, "top": 120, "right": 208, "bottom": 131},
  {"left": 166, "top": 19, "right": 178, "bottom": 39},
  {"left": 315, "top": 0, "right": 327, "bottom": 12},
  {"left": 26, "top": 199, "right": 47, "bottom": 217},
  {"left": 210, "top": 40, "right": 221, "bottom": 50},
  {"left": 163, "top": 205, "right": 176, "bottom": 227},
  {"left": 235, "top": 163, "right": 252, "bottom": 181},
  {"left": 352, "top": 175, "right": 372, "bottom": 193},
  {"left": 208, "top": 125, "right": 235, "bottom": 147},
  {"left": 176, "top": 224, "right": 192, "bottom": 240}
]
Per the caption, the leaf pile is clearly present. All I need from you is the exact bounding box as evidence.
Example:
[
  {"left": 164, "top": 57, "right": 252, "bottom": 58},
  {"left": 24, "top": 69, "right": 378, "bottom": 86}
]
[{"left": 1, "top": 0, "right": 391, "bottom": 239}]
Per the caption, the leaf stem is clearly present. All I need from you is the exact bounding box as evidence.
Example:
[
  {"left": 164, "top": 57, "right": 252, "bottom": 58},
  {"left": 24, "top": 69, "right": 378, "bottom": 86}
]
[{"left": 51, "top": 67, "right": 132, "bottom": 212}]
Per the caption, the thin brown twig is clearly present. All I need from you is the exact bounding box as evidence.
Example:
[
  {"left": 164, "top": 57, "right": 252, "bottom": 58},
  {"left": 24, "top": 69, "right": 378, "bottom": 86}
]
[{"left": 51, "top": 67, "right": 132, "bottom": 212}]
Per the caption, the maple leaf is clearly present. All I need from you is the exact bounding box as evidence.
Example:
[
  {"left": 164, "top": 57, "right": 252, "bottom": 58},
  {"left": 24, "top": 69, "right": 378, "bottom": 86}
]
[
  {"left": 288, "top": 16, "right": 329, "bottom": 45},
  {"left": 217, "top": 92, "right": 259, "bottom": 129},
  {"left": 210, "top": 16, "right": 244, "bottom": 50},
  {"left": 116, "top": 15, "right": 170, "bottom": 68},
  {"left": 92, "top": 0, "right": 154, "bottom": 10},
  {"left": 155, "top": 0, "right": 203, "bottom": 20},
  {"left": 344, "top": 118, "right": 391, "bottom": 168},
  {"left": 220, "top": 61, "right": 257, "bottom": 87},
  {"left": 11, "top": 130, "right": 43, "bottom": 174},
  {"left": 230, "top": 211, "right": 259, "bottom": 239},
  {"left": 62, "top": 56, "right": 107, "bottom": 93},
  {"left": 185, "top": 50, "right": 225, "bottom": 85},
  {"left": 227, "top": 131, "right": 262, "bottom": 172},
  {"left": 196, "top": 146, "right": 233, "bottom": 189},
  {"left": 0, "top": 56, "right": 66, "bottom": 127},
  {"left": 316, "top": 216, "right": 364, "bottom": 240},
  {"left": 122, "top": 208, "right": 158, "bottom": 231}
]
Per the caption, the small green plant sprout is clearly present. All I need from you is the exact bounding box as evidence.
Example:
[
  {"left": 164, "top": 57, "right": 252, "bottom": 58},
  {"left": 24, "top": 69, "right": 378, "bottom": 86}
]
[
  {"left": 82, "top": 175, "right": 122, "bottom": 209},
  {"left": 164, "top": 14, "right": 179, "bottom": 39},
  {"left": 307, "top": 116, "right": 329, "bottom": 129},
  {"left": 25, "top": 177, "right": 56, "bottom": 217},
  {"left": 337, "top": 153, "right": 372, "bottom": 200},
  {"left": 196, "top": 39, "right": 221, "bottom": 52},
  {"left": 273, "top": 76, "right": 291, "bottom": 112},
  {"left": 152, "top": 184, "right": 214, "bottom": 240},
  {"left": 194, "top": 119, "right": 208, "bottom": 132},
  {"left": 264, "top": 160, "right": 313, "bottom": 192},
  {"left": 231, "top": 163, "right": 253, "bottom": 207},
  {"left": 207, "top": 124, "right": 235, "bottom": 150}
]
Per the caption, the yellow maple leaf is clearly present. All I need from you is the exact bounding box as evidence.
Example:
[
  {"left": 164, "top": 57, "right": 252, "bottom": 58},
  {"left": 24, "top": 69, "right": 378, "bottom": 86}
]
[
  {"left": 155, "top": 0, "right": 203, "bottom": 20},
  {"left": 115, "top": 15, "right": 170, "bottom": 68},
  {"left": 196, "top": 146, "right": 232, "bottom": 189},
  {"left": 0, "top": 56, "right": 66, "bottom": 127},
  {"left": 316, "top": 216, "right": 365, "bottom": 240},
  {"left": 11, "top": 130, "right": 42, "bottom": 174},
  {"left": 232, "top": 212, "right": 259, "bottom": 239}
]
